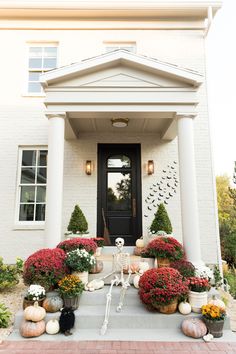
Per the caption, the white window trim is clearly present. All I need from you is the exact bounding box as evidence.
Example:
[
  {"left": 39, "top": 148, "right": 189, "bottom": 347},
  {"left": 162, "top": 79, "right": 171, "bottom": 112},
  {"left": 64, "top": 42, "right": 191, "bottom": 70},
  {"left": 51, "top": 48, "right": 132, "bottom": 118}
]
[
  {"left": 22, "top": 41, "right": 59, "bottom": 97},
  {"left": 14, "top": 146, "right": 48, "bottom": 229}
]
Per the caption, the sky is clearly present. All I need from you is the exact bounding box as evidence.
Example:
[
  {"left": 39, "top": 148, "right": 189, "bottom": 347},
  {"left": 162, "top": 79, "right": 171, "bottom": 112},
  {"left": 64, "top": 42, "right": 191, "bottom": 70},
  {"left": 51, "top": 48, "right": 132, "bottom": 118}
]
[{"left": 206, "top": 0, "right": 236, "bottom": 179}]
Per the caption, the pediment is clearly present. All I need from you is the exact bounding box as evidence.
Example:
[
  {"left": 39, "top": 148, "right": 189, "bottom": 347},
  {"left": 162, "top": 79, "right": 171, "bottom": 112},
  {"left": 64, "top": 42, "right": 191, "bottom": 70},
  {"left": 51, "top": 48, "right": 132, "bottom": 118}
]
[{"left": 41, "top": 50, "right": 203, "bottom": 90}]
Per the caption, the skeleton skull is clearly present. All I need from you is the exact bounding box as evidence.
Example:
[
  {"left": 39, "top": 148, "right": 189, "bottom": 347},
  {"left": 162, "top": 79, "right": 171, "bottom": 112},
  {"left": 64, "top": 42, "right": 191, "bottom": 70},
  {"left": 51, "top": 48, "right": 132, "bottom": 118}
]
[{"left": 115, "top": 237, "right": 125, "bottom": 251}]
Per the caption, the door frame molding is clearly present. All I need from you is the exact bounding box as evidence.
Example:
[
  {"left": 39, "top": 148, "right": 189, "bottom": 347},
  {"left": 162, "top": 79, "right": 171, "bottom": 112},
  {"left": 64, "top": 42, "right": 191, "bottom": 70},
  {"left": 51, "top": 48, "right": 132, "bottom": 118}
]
[{"left": 97, "top": 143, "right": 142, "bottom": 244}]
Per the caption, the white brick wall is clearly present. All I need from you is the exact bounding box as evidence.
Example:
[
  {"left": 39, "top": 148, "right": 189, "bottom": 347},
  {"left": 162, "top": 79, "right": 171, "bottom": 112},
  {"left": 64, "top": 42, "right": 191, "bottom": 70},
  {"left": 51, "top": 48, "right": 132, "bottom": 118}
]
[{"left": 0, "top": 27, "right": 220, "bottom": 264}]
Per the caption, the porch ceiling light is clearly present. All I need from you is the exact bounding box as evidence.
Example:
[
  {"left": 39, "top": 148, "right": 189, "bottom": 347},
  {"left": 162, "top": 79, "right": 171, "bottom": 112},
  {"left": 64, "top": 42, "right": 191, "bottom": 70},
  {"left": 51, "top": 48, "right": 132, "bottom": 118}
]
[{"left": 111, "top": 118, "right": 129, "bottom": 128}]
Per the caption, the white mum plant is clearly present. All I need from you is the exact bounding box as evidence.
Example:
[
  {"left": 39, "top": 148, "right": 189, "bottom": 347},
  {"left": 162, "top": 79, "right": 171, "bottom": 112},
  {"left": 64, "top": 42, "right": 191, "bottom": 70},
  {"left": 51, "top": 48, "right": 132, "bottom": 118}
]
[
  {"left": 26, "top": 284, "right": 45, "bottom": 301},
  {"left": 195, "top": 265, "right": 214, "bottom": 281}
]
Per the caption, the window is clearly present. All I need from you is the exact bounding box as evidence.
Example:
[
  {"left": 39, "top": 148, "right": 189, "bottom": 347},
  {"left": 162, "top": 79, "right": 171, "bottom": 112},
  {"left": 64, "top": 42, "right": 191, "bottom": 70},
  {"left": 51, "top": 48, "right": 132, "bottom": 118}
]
[
  {"left": 17, "top": 149, "right": 47, "bottom": 223},
  {"left": 104, "top": 42, "right": 136, "bottom": 54},
  {"left": 28, "top": 45, "right": 57, "bottom": 93}
]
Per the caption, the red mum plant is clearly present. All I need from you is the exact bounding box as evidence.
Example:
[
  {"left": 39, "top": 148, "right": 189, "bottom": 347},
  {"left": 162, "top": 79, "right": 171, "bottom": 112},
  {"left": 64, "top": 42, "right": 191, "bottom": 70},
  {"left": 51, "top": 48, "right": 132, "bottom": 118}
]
[
  {"left": 188, "top": 277, "right": 211, "bottom": 293},
  {"left": 139, "top": 268, "right": 189, "bottom": 309},
  {"left": 23, "top": 248, "right": 68, "bottom": 291},
  {"left": 92, "top": 237, "right": 105, "bottom": 248},
  {"left": 57, "top": 238, "right": 97, "bottom": 254},
  {"left": 145, "top": 236, "right": 184, "bottom": 261},
  {"left": 170, "top": 260, "right": 195, "bottom": 279}
]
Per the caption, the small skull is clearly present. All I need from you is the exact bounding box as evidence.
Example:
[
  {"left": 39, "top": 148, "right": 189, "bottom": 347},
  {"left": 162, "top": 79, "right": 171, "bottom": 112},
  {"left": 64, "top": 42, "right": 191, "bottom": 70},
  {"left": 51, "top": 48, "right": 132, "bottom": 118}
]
[{"left": 115, "top": 237, "right": 125, "bottom": 251}]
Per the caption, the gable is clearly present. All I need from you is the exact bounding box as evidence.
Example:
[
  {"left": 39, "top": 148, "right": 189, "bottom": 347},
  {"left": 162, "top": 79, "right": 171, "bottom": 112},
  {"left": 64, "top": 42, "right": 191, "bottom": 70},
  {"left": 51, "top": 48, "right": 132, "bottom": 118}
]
[
  {"left": 41, "top": 50, "right": 203, "bottom": 91},
  {"left": 50, "top": 66, "right": 192, "bottom": 89}
]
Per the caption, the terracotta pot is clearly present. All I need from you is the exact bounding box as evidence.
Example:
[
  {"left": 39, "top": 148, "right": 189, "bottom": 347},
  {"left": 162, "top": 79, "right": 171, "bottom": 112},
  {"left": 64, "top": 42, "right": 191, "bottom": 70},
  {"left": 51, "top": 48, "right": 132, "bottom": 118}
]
[
  {"left": 62, "top": 295, "right": 81, "bottom": 310},
  {"left": 203, "top": 318, "right": 225, "bottom": 338},
  {"left": 23, "top": 297, "right": 45, "bottom": 310},
  {"left": 156, "top": 258, "right": 170, "bottom": 268},
  {"left": 188, "top": 291, "right": 208, "bottom": 313}
]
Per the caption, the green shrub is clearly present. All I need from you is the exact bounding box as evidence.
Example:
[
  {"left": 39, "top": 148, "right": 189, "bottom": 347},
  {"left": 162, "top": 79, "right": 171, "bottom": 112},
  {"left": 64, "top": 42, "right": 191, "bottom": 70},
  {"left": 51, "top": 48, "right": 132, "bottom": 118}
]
[
  {"left": 0, "top": 303, "right": 11, "bottom": 328},
  {"left": 149, "top": 203, "right": 172, "bottom": 234},
  {"left": 221, "top": 231, "right": 236, "bottom": 268},
  {"left": 0, "top": 257, "right": 23, "bottom": 290},
  {"left": 224, "top": 268, "right": 236, "bottom": 299},
  {"left": 67, "top": 205, "right": 88, "bottom": 234}
]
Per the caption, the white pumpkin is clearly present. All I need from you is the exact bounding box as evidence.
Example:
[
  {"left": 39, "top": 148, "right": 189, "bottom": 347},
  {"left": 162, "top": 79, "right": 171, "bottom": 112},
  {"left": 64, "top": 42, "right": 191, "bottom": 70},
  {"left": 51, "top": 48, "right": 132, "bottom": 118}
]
[
  {"left": 136, "top": 238, "right": 144, "bottom": 248},
  {"left": 24, "top": 301, "right": 46, "bottom": 322},
  {"left": 208, "top": 297, "right": 226, "bottom": 310},
  {"left": 178, "top": 301, "right": 192, "bottom": 315},
  {"left": 46, "top": 319, "right": 60, "bottom": 335},
  {"left": 139, "top": 262, "right": 149, "bottom": 273},
  {"left": 133, "top": 274, "right": 140, "bottom": 289}
]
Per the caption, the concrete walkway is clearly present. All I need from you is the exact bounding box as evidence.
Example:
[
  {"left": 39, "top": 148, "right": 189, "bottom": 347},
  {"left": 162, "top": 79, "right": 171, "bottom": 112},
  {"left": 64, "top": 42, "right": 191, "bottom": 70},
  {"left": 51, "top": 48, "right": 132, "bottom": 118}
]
[{"left": 1, "top": 340, "right": 236, "bottom": 354}]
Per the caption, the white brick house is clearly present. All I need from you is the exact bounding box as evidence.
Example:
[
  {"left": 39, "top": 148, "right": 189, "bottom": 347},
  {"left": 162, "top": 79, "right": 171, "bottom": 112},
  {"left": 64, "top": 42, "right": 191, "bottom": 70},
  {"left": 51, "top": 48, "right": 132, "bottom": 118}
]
[{"left": 0, "top": 0, "right": 222, "bottom": 266}]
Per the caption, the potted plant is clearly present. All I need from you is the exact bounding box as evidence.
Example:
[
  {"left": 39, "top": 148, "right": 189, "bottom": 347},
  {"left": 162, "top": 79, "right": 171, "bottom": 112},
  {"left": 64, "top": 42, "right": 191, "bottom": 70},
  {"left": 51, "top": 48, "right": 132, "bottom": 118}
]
[
  {"left": 58, "top": 275, "right": 84, "bottom": 310},
  {"left": 188, "top": 277, "right": 211, "bottom": 313},
  {"left": 23, "top": 248, "right": 68, "bottom": 291},
  {"left": 65, "top": 248, "right": 96, "bottom": 284},
  {"left": 92, "top": 237, "right": 105, "bottom": 256},
  {"left": 23, "top": 284, "right": 46, "bottom": 309},
  {"left": 66, "top": 205, "right": 89, "bottom": 237},
  {"left": 201, "top": 304, "right": 226, "bottom": 337},
  {"left": 57, "top": 238, "right": 97, "bottom": 255},
  {"left": 145, "top": 236, "right": 184, "bottom": 267},
  {"left": 170, "top": 260, "right": 195, "bottom": 279},
  {"left": 139, "top": 267, "right": 189, "bottom": 314},
  {"left": 149, "top": 203, "right": 172, "bottom": 236}
]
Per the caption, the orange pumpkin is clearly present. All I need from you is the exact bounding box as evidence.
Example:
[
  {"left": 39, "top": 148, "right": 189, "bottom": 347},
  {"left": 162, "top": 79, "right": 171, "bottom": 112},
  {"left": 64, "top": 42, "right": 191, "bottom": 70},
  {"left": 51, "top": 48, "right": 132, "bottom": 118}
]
[{"left": 20, "top": 319, "right": 46, "bottom": 338}]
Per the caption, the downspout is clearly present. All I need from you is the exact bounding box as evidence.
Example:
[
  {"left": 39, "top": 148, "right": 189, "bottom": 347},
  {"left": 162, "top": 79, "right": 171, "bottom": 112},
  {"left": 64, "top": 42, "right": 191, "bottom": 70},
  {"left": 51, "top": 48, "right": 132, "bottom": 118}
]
[{"left": 205, "top": 6, "right": 213, "bottom": 37}]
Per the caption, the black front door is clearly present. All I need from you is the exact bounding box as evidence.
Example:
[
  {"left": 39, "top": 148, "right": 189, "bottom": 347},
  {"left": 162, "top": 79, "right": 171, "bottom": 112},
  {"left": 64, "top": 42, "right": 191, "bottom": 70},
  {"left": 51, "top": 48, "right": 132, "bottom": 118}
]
[{"left": 97, "top": 144, "right": 142, "bottom": 246}]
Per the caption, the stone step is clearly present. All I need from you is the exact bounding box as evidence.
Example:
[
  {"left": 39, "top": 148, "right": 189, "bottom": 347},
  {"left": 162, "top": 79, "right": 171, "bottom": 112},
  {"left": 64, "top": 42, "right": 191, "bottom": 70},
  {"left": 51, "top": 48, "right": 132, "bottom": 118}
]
[
  {"left": 101, "top": 246, "right": 135, "bottom": 255},
  {"left": 14, "top": 286, "right": 231, "bottom": 331}
]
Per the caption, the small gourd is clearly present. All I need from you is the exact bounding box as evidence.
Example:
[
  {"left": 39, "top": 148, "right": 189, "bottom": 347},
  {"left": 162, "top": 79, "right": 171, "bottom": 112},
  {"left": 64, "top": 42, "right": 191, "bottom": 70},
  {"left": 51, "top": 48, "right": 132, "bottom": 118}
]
[
  {"left": 46, "top": 319, "right": 60, "bottom": 335},
  {"left": 178, "top": 301, "right": 192, "bottom": 315},
  {"left": 43, "top": 295, "right": 63, "bottom": 313},
  {"left": 20, "top": 319, "right": 45, "bottom": 338},
  {"left": 136, "top": 238, "right": 144, "bottom": 248},
  {"left": 181, "top": 318, "right": 207, "bottom": 338},
  {"left": 24, "top": 301, "right": 46, "bottom": 322},
  {"left": 208, "top": 296, "right": 226, "bottom": 310},
  {"left": 133, "top": 274, "right": 141, "bottom": 289}
]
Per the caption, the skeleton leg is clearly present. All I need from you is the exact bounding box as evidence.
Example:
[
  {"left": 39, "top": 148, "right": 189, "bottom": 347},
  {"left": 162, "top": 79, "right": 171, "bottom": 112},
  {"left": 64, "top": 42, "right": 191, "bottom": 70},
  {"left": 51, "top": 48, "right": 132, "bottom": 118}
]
[
  {"left": 116, "top": 271, "right": 132, "bottom": 312},
  {"left": 100, "top": 277, "right": 119, "bottom": 335}
]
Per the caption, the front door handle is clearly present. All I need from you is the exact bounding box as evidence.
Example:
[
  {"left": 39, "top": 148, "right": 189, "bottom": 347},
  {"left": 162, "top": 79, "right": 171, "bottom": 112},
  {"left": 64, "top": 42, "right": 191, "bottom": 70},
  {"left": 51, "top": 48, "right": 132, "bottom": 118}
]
[{"left": 132, "top": 198, "right": 136, "bottom": 218}]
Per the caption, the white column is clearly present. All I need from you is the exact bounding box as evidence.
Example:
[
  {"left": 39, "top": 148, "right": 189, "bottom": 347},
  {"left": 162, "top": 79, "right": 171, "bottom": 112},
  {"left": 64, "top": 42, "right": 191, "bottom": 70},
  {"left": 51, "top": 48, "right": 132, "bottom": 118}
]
[
  {"left": 177, "top": 114, "right": 203, "bottom": 266},
  {"left": 45, "top": 113, "right": 65, "bottom": 248}
]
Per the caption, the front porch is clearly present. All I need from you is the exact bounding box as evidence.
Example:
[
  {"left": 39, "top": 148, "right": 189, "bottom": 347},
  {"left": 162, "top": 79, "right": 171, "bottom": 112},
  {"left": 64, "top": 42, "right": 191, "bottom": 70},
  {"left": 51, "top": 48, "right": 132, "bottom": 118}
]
[{"left": 41, "top": 50, "right": 205, "bottom": 266}]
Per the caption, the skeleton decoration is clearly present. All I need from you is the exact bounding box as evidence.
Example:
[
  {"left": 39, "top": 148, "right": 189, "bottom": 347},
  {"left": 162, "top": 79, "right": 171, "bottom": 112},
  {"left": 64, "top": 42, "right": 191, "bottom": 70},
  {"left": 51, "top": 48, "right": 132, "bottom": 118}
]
[{"left": 100, "top": 237, "right": 132, "bottom": 335}]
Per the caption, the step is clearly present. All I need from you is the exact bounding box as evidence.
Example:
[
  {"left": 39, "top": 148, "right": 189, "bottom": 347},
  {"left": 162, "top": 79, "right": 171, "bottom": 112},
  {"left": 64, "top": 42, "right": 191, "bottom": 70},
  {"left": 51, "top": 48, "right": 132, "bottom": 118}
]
[
  {"left": 101, "top": 246, "right": 135, "bottom": 254},
  {"left": 13, "top": 286, "right": 231, "bottom": 331},
  {"left": 8, "top": 328, "right": 236, "bottom": 342}
]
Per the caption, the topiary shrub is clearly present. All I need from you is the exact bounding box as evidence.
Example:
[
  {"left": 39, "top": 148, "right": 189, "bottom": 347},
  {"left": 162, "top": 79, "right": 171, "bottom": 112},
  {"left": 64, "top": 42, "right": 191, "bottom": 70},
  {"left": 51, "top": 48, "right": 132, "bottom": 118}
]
[
  {"left": 57, "top": 238, "right": 97, "bottom": 255},
  {"left": 67, "top": 205, "right": 88, "bottom": 234},
  {"left": 0, "top": 303, "right": 11, "bottom": 328},
  {"left": 149, "top": 203, "right": 172, "bottom": 234},
  {"left": 23, "top": 248, "right": 68, "bottom": 291}
]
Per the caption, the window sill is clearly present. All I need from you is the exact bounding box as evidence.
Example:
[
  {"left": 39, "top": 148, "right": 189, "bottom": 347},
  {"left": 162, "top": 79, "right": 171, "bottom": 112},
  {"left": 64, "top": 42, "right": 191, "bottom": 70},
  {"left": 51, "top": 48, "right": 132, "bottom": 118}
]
[
  {"left": 21, "top": 93, "right": 46, "bottom": 98},
  {"left": 13, "top": 224, "right": 45, "bottom": 230}
]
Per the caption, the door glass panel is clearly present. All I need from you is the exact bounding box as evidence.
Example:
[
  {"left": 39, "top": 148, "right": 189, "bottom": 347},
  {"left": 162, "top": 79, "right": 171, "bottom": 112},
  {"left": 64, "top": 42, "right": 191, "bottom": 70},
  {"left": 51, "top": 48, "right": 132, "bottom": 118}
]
[
  {"left": 107, "top": 155, "right": 131, "bottom": 168},
  {"left": 107, "top": 172, "right": 131, "bottom": 211}
]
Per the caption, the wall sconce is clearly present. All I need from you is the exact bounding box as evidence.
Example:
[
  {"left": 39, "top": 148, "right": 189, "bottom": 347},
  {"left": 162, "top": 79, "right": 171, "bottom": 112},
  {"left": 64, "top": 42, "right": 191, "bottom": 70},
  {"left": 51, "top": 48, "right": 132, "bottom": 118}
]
[
  {"left": 85, "top": 160, "right": 92, "bottom": 175},
  {"left": 147, "top": 160, "right": 154, "bottom": 175}
]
